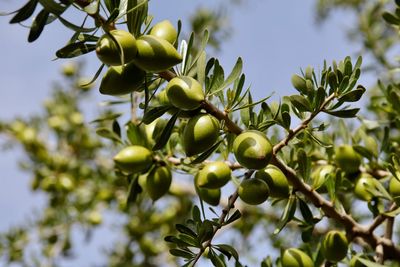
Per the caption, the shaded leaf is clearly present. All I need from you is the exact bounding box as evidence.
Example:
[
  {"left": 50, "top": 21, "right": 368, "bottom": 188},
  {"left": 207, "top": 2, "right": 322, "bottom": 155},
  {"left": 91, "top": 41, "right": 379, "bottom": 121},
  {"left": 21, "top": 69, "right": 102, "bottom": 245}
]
[
  {"left": 289, "top": 95, "right": 312, "bottom": 112},
  {"left": 191, "top": 139, "right": 223, "bottom": 164},
  {"left": 274, "top": 195, "right": 297, "bottom": 234},
  {"left": 152, "top": 111, "right": 179, "bottom": 150},
  {"left": 127, "top": 174, "right": 142, "bottom": 204},
  {"left": 338, "top": 85, "right": 366, "bottom": 102},
  {"left": 169, "top": 248, "right": 194, "bottom": 259},
  {"left": 141, "top": 106, "right": 171, "bottom": 124},
  {"left": 324, "top": 108, "right": 359, "bottom": 118},
  {"left": 28, "top": 9, "right": 49, "bottom": 42},
  {"left": 10, "top": 0, "right": 38, "bottom": 24},
  {"left": 56, "top": 42, "right": 96, "bottom": 58},
  {"left": 214, "top": 244, "right": 239, "bottom": 261}
]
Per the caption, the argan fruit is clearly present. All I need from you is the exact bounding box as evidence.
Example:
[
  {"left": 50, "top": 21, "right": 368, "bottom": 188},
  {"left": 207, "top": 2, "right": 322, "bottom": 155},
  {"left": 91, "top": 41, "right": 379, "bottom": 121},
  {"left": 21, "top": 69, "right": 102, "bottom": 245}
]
[
  {"left": 195, "top": 175, "right": 221, "bottom": 206},
  {"left": 165, "top": 76, "right": 204, "bottom": 111},
  {"left": 281, "top": 248, "right": 314, "bottom": 267},
  {"left": 96, "top": 30, "right": 137, "bottom": 66},
  {"left": 233, "top": 130, "right": 273, "bottom": 170},
  {"left": 99, "top": 62, "right": 145, "bottom": 95},
  {"left": 113, "top": 146, "right": 153, "bottom": 174},
  {"left": 133, "top": 35, "right": 182, "bottom": 72},
  {"left": 388, "top": 176, "right": 400, "bottom": 204},
  {"left": 196, "top": 161, "right": 231, "bottom": 189},
  {"left": 238, "top": 178, "right": 269, "bottom": 205},
  {"left": 158, "top": 89, "right": 201, "bottom": 117},
  {"left": 182, "top": 114, "right": 220, "bottom": 156},
  {"left": 88, "top": 211, "right": 102, "bottom": 225},
  {"left": 321, "top": 230, "right": 348, "bottom": 262},
  {"left": 334, "top": 145, "right": 361, "bottom": 174},
  {"left": 146, "top": 165, "right": 172, "bottom": 201},
  {"left": 150, "top": 20, "right": 177, "bottom": 45},
  {"left": 255, "top": 164, "right": 289, "bottom": 198},
  {"left": 354, "top": 173, "right": 380, "bottom": 202}
]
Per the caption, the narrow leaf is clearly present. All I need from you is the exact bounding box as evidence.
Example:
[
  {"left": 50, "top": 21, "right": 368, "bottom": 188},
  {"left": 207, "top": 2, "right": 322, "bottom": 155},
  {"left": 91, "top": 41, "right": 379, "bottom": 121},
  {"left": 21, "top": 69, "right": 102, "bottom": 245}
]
[
  {"left": 10, "top": 0, "right": 38, "bottom": 24},
  {"left": 28, "top": 9, "right": 49, "bottom": 42},
  {"left": 152, "top": 111, "right": 179, "bottom": 151},
  {"left": 56, "top": 42, "right": 96, "bottom": 58},
  {"left": 324, "top": 108, "right": 359, "bottom": 118}
]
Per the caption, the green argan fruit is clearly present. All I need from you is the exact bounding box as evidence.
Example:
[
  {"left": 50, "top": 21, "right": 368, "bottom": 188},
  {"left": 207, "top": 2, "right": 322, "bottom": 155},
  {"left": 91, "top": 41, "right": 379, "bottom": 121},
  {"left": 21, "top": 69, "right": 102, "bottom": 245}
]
[
  {"left": 281, "top": 248, "right": 314, "bottom": 267},
  {"left": 61, "top": 63, "right": 76, "bottom": 77},
  {"left": 354, "top": 174, "right": 380, "bottom": 202},
  {"left": 321, "top": 230, "right": 348, "bottom": 262},
  {"left": 195, "top": 175, "right": 221, "bottom": 206},
  {"left": 334, "top": 145, "right": 361, "bottom": 174},
  {"left": 182, "top": 114, "right": 220, "bottom": 156},
  {"left": 238, "top": 178, "right": 269, "bottom": 205},
  {"left": 388, "top": 176, "right": 400, "bottom": 204},
  {"left": 233, "top": 130, "right": 273, "bottom": 170},
  {"left": 158, "top": 89, "right": 201, "bottom": 117},
  {"left": 96, "top": 30, "right": 137, "bottom": 66},
  {"left": 99, "top": 62, "right": 145, "bottom": 95},
  {"left": 146, "top": 166, "right": 172, "bottom": 201},
  {"left": 166, "top": 76, "right": 204, "bottom": 111},
  {"left": 133, "top": 35, "right": 182, "bottom": 72},
  {"left": 88, "top": 211, "right": 102, "bottom": 225},
  {"left": 255, "top": 164, "right": 289, "bottom": 198},
  {"left": 149, "top": 20, "right": 178, "bottom": 45},
  {"left": 311, "top": 164, "right": 335, "bottom": 191},
  {"left": 113, "top": 146, "right": 153, "bottom": 174},
  {"left": 145, "top": 118, "right": 167, "bottom": 145},
  {"left": 196, "top": 161, "right": 231, "bottom": 189}
]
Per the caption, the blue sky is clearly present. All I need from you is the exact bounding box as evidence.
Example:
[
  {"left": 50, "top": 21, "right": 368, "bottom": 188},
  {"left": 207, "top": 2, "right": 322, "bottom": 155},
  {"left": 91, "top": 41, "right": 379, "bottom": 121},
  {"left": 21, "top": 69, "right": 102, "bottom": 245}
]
[{"left": 0, "top": 0, "right": 362, "bottom": 266}]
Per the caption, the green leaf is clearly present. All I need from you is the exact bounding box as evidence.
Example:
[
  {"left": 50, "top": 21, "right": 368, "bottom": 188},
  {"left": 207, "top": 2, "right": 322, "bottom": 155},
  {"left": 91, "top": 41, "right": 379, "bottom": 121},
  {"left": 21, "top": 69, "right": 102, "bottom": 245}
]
[
  {"left": 382, "top": 11, "right": 400, "bottom": 25},
  {"left": 192, "top": 206, "right": 201, "bottom": 223},
  {"left": 10, "top": 0, "right": 39, "bottom": 24},
  {"left": 152, "top": 111, "right": 179, "bottom": 151},
  {"left": 126, "top": 122, "right": 147, "bottom": 147},
  {"left": 178, "top": 233, "right": 199, "bottom": 248},
  {"left": 127, "top": 174, "right": 142, "bottom": 204},
  {"left": 338, "top": 85, "right": 366, "bottom": 102},
  {"left": 169, "top": 248, "right": 194, "bottom": 259},
  {"left": 141, "top": 106, "right": 171, "bottom": 124},
  {"left": 274, "top": 195, "right": 297, "bottom": 234},
  {"left": 191, "top": 139, "right": 223, "bottom": 164},
  {"left": 104, "top": 0, "right": 120, "bottom": 13},
  {"left": 225, "top": 210, "right": 241, "bottom": 225},
  {"left": 28, "top": 9, "right": 49, "bottom": 42},
  {"left": 324, "top": 108, "right": 359, "bottom": 118},
  {"left": 56, "top": 15, "right": 96, "bottom": 33},
  {"left": 289, "top": 95, "right": 312, "bottom": 112},
  {"left": 297, "top": 149, "right": 311, "bottom": 182},
  {"left": 38, "top": 0, "right": 67, "bottom": 15},
  {"left": 197, "top": 51, "right": 207, "bottom": 87},
  {"left": 95, "top": 127, "right": 123, "bottom": 143},
  {"left": 298, "top": 198, "right": 313, "bottom": 224},
  {"left": 357, "top": 258, "right": 387, "bottom": 267},
  {"left": 176, "top": 224, "right": 197, "bottom": 238},
  {"left": 215, "top": 57, "right": 243, "bottom": 94},
  {"left": 91, "top": 112, "right": 123, "bottom": 123},
  {"left": 126, "top": 0, "right": 148, "bottom": 36},
  {"left": 214, "top": 244, "right": 239, "bottom": 261},
  {"left": 198, "top": 220, "right": 214, "bottom": 243},
  {"left": 209, "top": 250, "right": 227, "bottom": 267},
  {"left": 291, "top": 74, "right": 308, "bottom": 94},
  {"left": 55, "top": 42, "right": 97, "bottom": 58}
]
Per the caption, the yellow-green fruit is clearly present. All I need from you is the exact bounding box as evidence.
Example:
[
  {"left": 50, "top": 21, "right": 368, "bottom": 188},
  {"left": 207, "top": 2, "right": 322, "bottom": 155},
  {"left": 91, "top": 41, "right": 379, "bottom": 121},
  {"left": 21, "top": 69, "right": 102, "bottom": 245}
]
[
  {"left": 255, "top": 165, "right": 289, "bottom": 198},
  {"left": 281, "top": 248, "right": 314, "bottom": 267},
  {"left": 195, "top": 175, "right": 221, "bottom": 206},
  {"left": 61, "top": 63, "right": 76, "bottom": 76},
  {"left": 96, "top": 30, "right": 137, "bottom": 66},
  {"left": 238, "top": 178, "right": 269, "bottom": 205},
  {"left": 334, "top": 145, "right": 361, "bottom": 174},
  {"left": 321, "top": 230, "right": 348, "bottom": 262},
  {"left": 146, "top": 166, "right": 172, "bottom": 201},
  {"left": 145, "top": 118, "right": 167, "bottom": 145},
  {"left": 88, "top": 211, "right": 102, "bottom": 225},
  {"left": 233, "top": 130, "right": 273, "bottom": 170},
  {"left": 354, "top": 174, "right": 379, "bottom": 202},
  {"left": 113, "top": 146, "right": 153, "bottom": 174},
  {"left": 182, "top": 114, "right": 220, "bottom": 156},
  {"left": 150, "top": 20, "right": 177, "bottom": 44},
  {"left": 99, "top": 62, "right": 145, "bottom": 95},
  {"left": 196, "top": 162, "right": 231, "bottom": 189},
  {"left": 158, "top": 89, "right": 201, "bottom": 117},
  {"left": 311, "top": 165, "right": 335, "bottom": 191},
  {"left": 133, "top": 35, "right": 182, "bottom": 72},
  {"left": 388, "top": 176, "right": 400, "bottom": 204},
  {"left": 166, "top": 76, "right": 204, "bottom": 111}
]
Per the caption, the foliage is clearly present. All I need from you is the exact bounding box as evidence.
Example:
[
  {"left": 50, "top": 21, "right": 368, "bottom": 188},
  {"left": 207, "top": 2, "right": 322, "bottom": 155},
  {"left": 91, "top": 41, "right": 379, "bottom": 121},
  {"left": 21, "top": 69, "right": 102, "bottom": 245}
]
[{"left": 1, "top": 0, "right": 400, "bottom": 267}]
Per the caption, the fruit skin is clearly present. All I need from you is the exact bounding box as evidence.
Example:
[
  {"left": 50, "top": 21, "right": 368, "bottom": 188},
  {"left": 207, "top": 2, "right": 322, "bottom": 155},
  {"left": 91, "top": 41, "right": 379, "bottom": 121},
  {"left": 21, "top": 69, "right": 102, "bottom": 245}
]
[
  {"left": 133, "top": 35, "right": 182, "bottom": 72},
  {"left": 113, "top": 146, "right": 153, "bottom": 174},
  {"left": 196, "top": 162, "right": 231, "bottom": 189},
  {"left": 166, "top": 76, "right": 205, "bottom": 111},
  {"left": 158, "top": 89, "right": 201, "bottom": 117},
  {"left": 238, "top": 178, "right": 269, "bottom": 205},
  {"left": 388, "top": 176, "right": 400, "bottom": 204},
  {"left": 281, "top": 248, "right": 314, "bottom": 267},
  {"left": 321, "top": 230, "right": 348, "bottom": 262},
  {"left": 96, "top": 30, "right": 137, "bottom": 66},
  {"left": 233, "top": 130, "right": 273, "bottom": 170},
  {"left": 182, "top": 114, "right": 220, "bottom": 156},
  {"left": 99, "top": 62, "right": 145, "bottom": 95},
  {"left": 149, "top": 20, "right": 178, "bottom": 45},
  {"left": 354, "top": 173, "right": 380, "bottom": 202},
  {"left": 195, "top": 175, "right": 221, "bottom": 206},
  {"left": 334, "top": 145, "right": 362, "bottom": 174},
  {"left": 146, "top": 166, "right": 172, "bottom": 201},
  {"left": 255, "top": 164, "right": 289, "bottom": 198}
]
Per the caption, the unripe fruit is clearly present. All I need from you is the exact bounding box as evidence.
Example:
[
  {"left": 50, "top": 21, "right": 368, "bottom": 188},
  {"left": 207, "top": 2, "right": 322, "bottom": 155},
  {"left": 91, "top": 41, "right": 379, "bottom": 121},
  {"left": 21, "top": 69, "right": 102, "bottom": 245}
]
[
  {"left": 388, "top": 176, "right": 400, "bottom": 204},
  {"left": 233, "top": 130, "right": 273, "bottom": 170},
  {"left": 281, "top": 248, "right": 314, "bottom": 267},
  {"left": 255, "top": 165, "right": 289, "bottom": 198},
  {"left": 182, "top": 114, "right": 220, "bottom": 156},
  {"left": 321, "top": 230, "right": 348, "bottom": 262},
  {"left": 113, "top": 146, "right": 153, "bottom": 174},
  {"left": 166, "top": 76, "right": 204, "bottom": 111},
  {"left": 158, "top": 89, "right": 201, "bottom": 118},
  {"left": 133, "top": 35, "right": 182, "bottom": 72},
  {"left": 150, "top": 20, "right": 178, "bottom": 45},
  {"left": 238, "top": 178, "right": 269, "bottom": 205},
  {"left": 195, "top": 175, "right": 221, "bottom": 206},
  {"left": 99, "top": 62, "right": 145, "bottom": 95},
  {"left": 334, "top": 145, "right": 361, "bottom": 174},
  {"left": 146, "top": 166, "right": 172, "bottom": 201},
  {"left": 96, "top": 30, "right": 137, "bottom": 66},
  {"left": 61, "top": 63, "right": 76, "bottom": 77},
  {"left": 196, "top": 162, "right": 231, "bottom": 189},
  {"left": 88, "top": 211, "right": 102, "bottom": 225},
  {"left": 354, "top": 174, "right": 380, "bottom": 202}
]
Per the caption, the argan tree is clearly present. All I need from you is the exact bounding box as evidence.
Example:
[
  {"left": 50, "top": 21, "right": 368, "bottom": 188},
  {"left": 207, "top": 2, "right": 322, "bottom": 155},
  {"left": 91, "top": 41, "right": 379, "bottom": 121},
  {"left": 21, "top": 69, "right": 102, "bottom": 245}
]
[{"left": 1, "top": 0, "right": 400, "bottom": 266}]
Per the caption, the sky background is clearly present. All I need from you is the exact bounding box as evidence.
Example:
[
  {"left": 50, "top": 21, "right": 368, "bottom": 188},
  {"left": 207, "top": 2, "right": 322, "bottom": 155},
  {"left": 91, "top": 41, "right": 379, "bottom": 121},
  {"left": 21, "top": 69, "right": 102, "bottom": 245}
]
[{"left": 0, "top": 0, "right": 365, "bottom": 266}]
